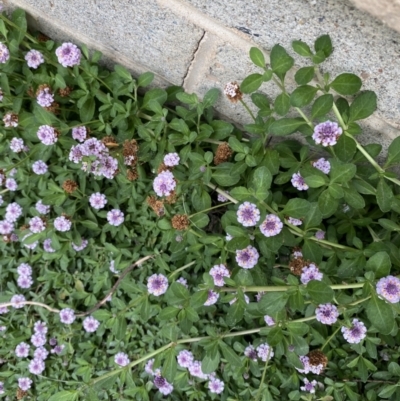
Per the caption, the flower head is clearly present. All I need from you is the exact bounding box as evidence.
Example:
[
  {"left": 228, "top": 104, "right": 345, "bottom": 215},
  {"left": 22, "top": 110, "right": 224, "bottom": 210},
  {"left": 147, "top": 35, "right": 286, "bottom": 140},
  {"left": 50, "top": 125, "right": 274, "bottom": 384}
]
[
  {"left": 37, "top": 125, "right": 57, "bottom": 145},
  {"left": 256, "top": 343, "right": 274, "bottom": 362},
  {"left": 56, "top": 42, "right": 81, "bottom": 67},
  {"left": 18, "top": 377, "right": 33, "bottom": 391},
  {"left": 0, "top": 42, "right": 9, "bottom": 63},
  {"left": 54, "top": 216, "right": 72, "bottom": 232},
  {"left": 315, "top": 303, "right": 339, "bottom": 325},
  {"left": 17, "top": 275, "right": 33, "bottom": 289},
  {"left": 287, "top": 217, "right": 302, "bottom": 226},
  {"left": 235, "top": 245, "right": 259, "bottom": 269},
  {"left": 114, "top": 352, "right": 130, "bottom": 367},
  {"left": 224, "top": 81, "right": 242, "bottom": 102},
  {"left": 153, "top": 170, "right": 176, "bottom": 197},
  {"left": 376, "top": 275, "right": 400, "bottom": 303},
  {"left": 31, "top": 333, "right": 46, "bottom": 348},
  {"left": 89, "top": 192, "right": 107, "bottom": 209},
  {"left": 291, "top": 172, "right": 309, "bottom": 191},
  {"left": 260, "top": 214, "right": 283, "bottom": 237},
  {"left": 315, "top": 230, "right": 325, "bottom": 240},
  {"left": 244, "top": 345, "right": 258, "bottom": 361},
  {"left": 188, "top": 360, "right": 208, "bottom": 379},
  {"left": 15, "top": 342, "right": 30, "bottom": 358},
  {"left": 3, "top": 112, "right": 18, "bottom": 127},
  {"left": 36, "top": 87, "right": 54, "bottom": 107},
  {"left": 164, "top": 152, "right": 180, "bottom": 167},
  {"left": 154, "top": 374, "right": 174, "bottom": 395},
  {"left": 237, "top": 202, "right": 260, "bottom": 227},
  {"left": 59, "top": 308, "right": 76, "bottom": 324},
  {"left": 83, "top": 316, "right": 100, "bottom": 333},
  {"left": 300, "top": 378, "right": 318, "bottom": 394},
  {"left": 34, "top": 347, "right": 49, "bottom": 360},
  {"left": 5, "top": 178, "right": 17, "bottom": 191},
  {"left": 10, "top": 138, "right": 25, "bottom": 153},
  {"left": 313, "top": 157, "right": 331, "bottom": 174},
  {"left": 29, "top": 216, "right": 46, "bottom": 233},
  {"left": 341, "top": 319, "right": 367, "bottom": 344},
  {"left": 32, "top": 160, "right": 48, "bottom": 175},
  {"left": 208, "top": 378, "right": 224, "bottom": 394},
  {"left": 34, "top": 321, "right": 48, "bottom": 335},
  {"left": 17, "top": 263, "right": 32, "bottom": 277},
  {"left": 5, "top": 202, "right": 22, "bottom": 222},
  {"left": 209, "top": 264, "right": 230, "bottom": 286},
  {"left": 177, "top": 350, "right": 194, "bottom": 368},
  {"left": 35, "top": 200, "right": 50, "bottom": 214},
  {"left": 312, "top": 121, "right": 342, "bottom": 147},
  {"left": 204, "top": 290, "right": 219, "bottom": 306},
  {"left": 11, "top": 294, "right": 26, "bottom": 308},
  {"left": 72, "top": 239, "right": 88, "bottom": 251},
  {"left": 147, "top": 274, "right": 169, "bottom": 296},
  {"left": 72, "top": 126, "right": 87, "bottom": 142},
  {"left": 25, "top": 49, "right": 44, "bottom": 68},
  {"left": 43, "top": 238, "right": 56, "bottom": 253},
  {"left": 29, "top": 358, "right": 45, "bottom": 375},
  {"left": 264, "top": 315, "right": 275, "bottom": 326},
  {"left": 300, "top": 263, "right": 323, "bottom": 284},
  {"left": 107, "top": 209, "right": 124, "bottom": 226}
]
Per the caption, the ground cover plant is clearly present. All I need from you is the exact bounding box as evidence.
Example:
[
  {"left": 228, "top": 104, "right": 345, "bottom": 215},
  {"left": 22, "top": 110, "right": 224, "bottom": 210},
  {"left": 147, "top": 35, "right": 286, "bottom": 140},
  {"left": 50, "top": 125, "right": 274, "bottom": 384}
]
[{"left": 1, "top": 7, "right": 400, "bottom": 401}]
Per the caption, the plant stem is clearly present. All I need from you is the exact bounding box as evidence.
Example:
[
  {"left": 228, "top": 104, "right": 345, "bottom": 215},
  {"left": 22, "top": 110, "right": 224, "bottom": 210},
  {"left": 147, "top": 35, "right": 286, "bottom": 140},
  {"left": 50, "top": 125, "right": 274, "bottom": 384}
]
[
  {"left": 295, "top": 107, "right": 313, "bottom": 127},
  {"left": 240, "top": 99, "right": 256, "bottom": 121},
  {"left": 321, "top": 325, "right": 341, "bottom": 351},
  {"left": 0, "top": 301, "right": 59, "bottom": 313},
  {"left": 206, "top": 183, "right": 238, "bottom": 204},
  {"left": 255, "top": 350, "right": 272, "bottom": 401},
  {"left": 331, "top": 102, "right": 347, "bottom": 130},
  {"left": 168, "top": 261, "right": 196, "bottom": 278},
  {"left": 189, "top": 202, "right": 233, "bottom": 218},
  {"left": 0, "top": 14, "right": 38, "bottom": 44}
]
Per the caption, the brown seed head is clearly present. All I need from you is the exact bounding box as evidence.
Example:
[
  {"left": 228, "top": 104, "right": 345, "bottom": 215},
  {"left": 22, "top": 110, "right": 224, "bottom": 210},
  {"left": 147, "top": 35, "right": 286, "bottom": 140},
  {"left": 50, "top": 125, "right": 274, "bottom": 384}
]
[
  {"left": 20, "top": 224, "right": 29, "bottom": 231},
  {"left": 37, "top": 32, "right": 50, "bottom": 42},
  {"left": 45, "top": 102, "right": 60, "bottom": 115},
  {"left": 165, "top": 190, "right": 177, "bottom": 204},
  {"left": 36, "top": 84, "right": 51, "bottom": 96},
  {"left": 27, "top": 87, "right": 35, "bottom": 98},
  {"left": 171, "top": 214, "right": 190, "bottom": 230},
  {"left": 224, "top": 81, "right": 243, "bottom": 103},
  {"left": 146, "top": 196, "right": 165, "bottom": 217},
  {"left": 102, "top": 136, "right": 119, "bottom": 148},
  {"left": 127, "top": 168, "right": 138, "bottom": 181},
  {"left": 2, "top": 234, "right": 11, "bottom": 243},
  {"left": 62, "top": 179, "right": 78, "bottom": 194},
  {"left": 289, "top": 257, "right": 309, "bottom": 276},
  {"left": 123, "top": 139, "right": 139, "bottom": 157},
  {"left": 58, "top": 86, "right": 72, "bottom": 97},
  {"left": 17, "top": 387, "right": 28, "bottom": 400},
  {"left": 307, "top": 350, "right": 328, "bottom": 370},
  {"left": 157, "top": 162, "right": 170, "bottom": 174},
  {"left": 214, "top": 142, "right": 233, "bottom": 165}
]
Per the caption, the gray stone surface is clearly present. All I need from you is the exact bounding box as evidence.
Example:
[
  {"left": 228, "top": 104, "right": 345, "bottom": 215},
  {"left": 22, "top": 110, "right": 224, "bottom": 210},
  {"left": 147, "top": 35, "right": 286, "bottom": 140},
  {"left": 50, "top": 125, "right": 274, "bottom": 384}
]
[{"left": 9, "top": 0, "right": 204, "bottom": 85}]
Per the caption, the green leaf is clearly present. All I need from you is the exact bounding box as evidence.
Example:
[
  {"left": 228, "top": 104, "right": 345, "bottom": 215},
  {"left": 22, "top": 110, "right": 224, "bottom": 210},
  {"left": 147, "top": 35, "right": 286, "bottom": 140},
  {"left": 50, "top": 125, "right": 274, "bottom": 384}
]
[
  {"left": 229, "top": 136, "right": 246, "bottom": 153},
  {"left": 292, "top": 40, "right": 312, "bottom": 57},
  {"left": 304, "top": 175, "right": 327, "bottom": 188},
  {"left": 252, "top": 166, "right": 272, "bottom": 196},
  {"left": 290, "top": 85, "right": 318, "bottom": 107},
  {"left": 274, "top": 93, "right": 290, "bottom": 116},
  {"left": 328, "top": 183, "right": 344, "bottom": 199},
  {"left": 219, "top": 342, "right": 242, "bottom": 366},
  {"left": 330, "top": 163, "right": 356, "bottom": 184},
  {"left": 162, "top": 348, "right": 177, "bottom": 382},
  {"left": 226, "top": 301, "right": 244, "bottom": 326},
  {"left": 307, "top": 280, "right": 334, "bottom": 304},
  {"left": 266, "top": 327, "right": 284, "bottom": 346},
  {"left": 366, "top": 295, "right": 395, "bottom": 335},
  {"left": 33, "top": 104, "right": 58, "bottom": 126},
  {"left": 335, "top": 134, "right": 357, "bottom": 162},
  {"left": 348, "top": 91, "right": 377, "bottom": 122},
  {"left": 376, "top": 178, "right": 393, "bottom": 213},
  {"left": 190, "top": 213, "right": 209, "bottom": 229},
  {"left": 291, "top": 335, "right": 309, "bottom": 356},
  {"left": 283, "top": 198, "right": 310, "bottom": 219},
  {"left": 143, "top": 88, "right": 168, "bottom": 107},
  {"left": 230, "top": 186, "right": 251, "bottom": 200},
  {"left": 140, "top": 297, "right": 150, "bottom": 321},
  {"left": 137, "top": 72, "right": 154, "bottom": 87},
  {"left": 385, "top": 136, "right": 400, "bottom": 167},
  {"left": 202, "top": 352, "right": 220, "bottom": 374},
  {"left": 302, "top": 239, "right": 323, "bottom": 264},
  {"left": 158, "top": 306, "right": 179, "bottom": 321},
  {"left": 270, "top": 44, "right": 294, "bottom": 80},
  {"left": 250, "top": 47, "right": 266, "bottom": 68},
  {"left": 294, "top": 66, "right": 315, "bottom": 85},
  {"left": 287, "top": 322, "right": 309, "bottom": 336},
  {"left": 114, "top": 65, "right": 132, "bottom": 82},
  {"left": 304, "top": 202, "right": 322, "bottom": 229},
  {"left": 314, "top": 34, "right": 333, "bottom": 57},
  {"left": 318, "top": 189, "right": 338, "bottom": 217},
  {"left": 258, "top": 292, "right": 288, "bottom": 315},
  {"left": 48, "top": 391, "right": 78, "bottom": 401},
  {"left": 213, "top": 164, "right": 240, "bottom": 186},
  {"left": 287, "top": 351, "right": 304, "bottom": 369},
  {"left": 240, "top": 73, "right": 264, "bottom": 94},
  {"left": 251, "top": 93, "right": 270, "bottom": 110},
  {"left": 378, "top": 219, "right": 400, "bottom": 232},
  {"left": 311, "top": 94, "right": 333, "bottom": 119},
  {"left": 366, "top": 252, "right": 391, "bottom": 278},
  {"left": 269, "top": 118, "right": 305, "bottom": 136},
  {"left": 330, "top": 73, "right": 362, "bottom": 96},
  {"left": 378, "top": 384, "right": 399, "bottom": 399},
  {"left": 80, "top": 98, "right": 95, "bottom": 123},
  {"left": 11, "top": 9, "right": 27, "bottom": 44},
  {"left": 202, "top": 88, "right": 219, "bottom": 109},
  {"left": 55, "top": 73, "right": 66, "bottom": 89},
  {"left": 343, "top": 187, "right": 365, "bottom": 209}
]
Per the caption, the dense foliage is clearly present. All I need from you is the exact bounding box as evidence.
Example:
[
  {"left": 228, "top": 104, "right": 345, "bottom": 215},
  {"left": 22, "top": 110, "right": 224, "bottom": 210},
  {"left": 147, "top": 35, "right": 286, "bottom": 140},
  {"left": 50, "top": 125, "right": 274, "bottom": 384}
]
[{"left": 1, "top": 8, "right": 400, "bottom": 401}]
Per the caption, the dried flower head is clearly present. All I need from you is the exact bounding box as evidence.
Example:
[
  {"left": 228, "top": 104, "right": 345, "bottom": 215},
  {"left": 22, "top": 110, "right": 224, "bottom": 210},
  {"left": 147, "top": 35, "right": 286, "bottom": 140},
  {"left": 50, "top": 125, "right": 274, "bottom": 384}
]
[
  {"left": 123, "top": 139, "right": 139, "bottom": 160},
  {"left": 224, "top": 81, "right": 243, "bottom": 103},
  {"left": 101, "top": 136, "right": 118, "bottom": 148},
  {"left": 157, "top": 162, "right": 170, "bottom": 174},
  {"left": 214, "top": 142, "right": 233, "bottom": 165},
  {"left": 307, "top": 350, "right": 328, "bottom": 371},
  {"left": 58, "top": 86, "right": 72, "bottom": 97},
  {"left": 289, "top": 257, "right": 309, "bottom": 275},
  {"left": 171, "top": 214, "right": 190, "bottom": 230},
  {"left": 127, "top": 168, "right": 139, "bottom": 181},
  {"left": 62, "top": 179, "right": 78, "bottom": 193},
  {"left": 146, "top": 196, "right": 165, "bottom": 217}
]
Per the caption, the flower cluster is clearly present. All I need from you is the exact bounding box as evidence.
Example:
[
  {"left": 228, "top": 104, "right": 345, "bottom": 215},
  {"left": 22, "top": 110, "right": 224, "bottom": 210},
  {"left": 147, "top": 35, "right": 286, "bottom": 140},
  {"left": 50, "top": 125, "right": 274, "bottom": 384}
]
[
  {"left": 55, "top": 42, "right": 81, "bottom": 67},
  {"left": 237, "top": 202, "right": 260, "bottom": 227},
  {"left": 16, "top": 262, "right": 33, "bottom": 289},
  {"left": 312, "top": 121, "right": 342, "bottom": 147},
  {"left": 209, "top": 264, "right": 230, "bottom": 286},
  {"left": 315, "top": 303, "right": 339, "bottom": 325},
  {"left": 341, "top": 319, "right": 367, "bottom": 344},
  {"left": 147, "top": 274, "right": 169, "bottom": 296},
  {"left": 153, "top": 170, "right": 176, "bottom": 197},
  {"left": 235, "top": 245, "right": 259, "bottom": 269}
]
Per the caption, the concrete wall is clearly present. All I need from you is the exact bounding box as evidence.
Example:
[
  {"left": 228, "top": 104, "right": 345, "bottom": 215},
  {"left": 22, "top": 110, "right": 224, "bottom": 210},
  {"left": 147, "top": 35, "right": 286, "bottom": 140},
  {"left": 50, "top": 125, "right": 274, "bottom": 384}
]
[{"left": 4, "top": 0, "right": 400, "bottom": 152}]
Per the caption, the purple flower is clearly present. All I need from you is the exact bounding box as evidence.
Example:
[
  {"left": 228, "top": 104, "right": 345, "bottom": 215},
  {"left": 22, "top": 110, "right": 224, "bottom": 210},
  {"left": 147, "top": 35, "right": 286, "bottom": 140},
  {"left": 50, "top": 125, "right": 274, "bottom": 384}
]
[
  {"left": 54, "top": 216, "right": 72, "bottom": 232},
  {"left": 17, "top": 275, "right": 33, "bottom": 289},
  {"left": 237, "top": 202, "right": 260, "bottom": 227},
  {"left": 29, "top": 358, "right": 45, "bottom": 375},
  {"left": 315, "top": 303, "right": 339, "bottom": 325},
  {"left": 153, "top": 170, "right": 176, "bottom": 197},
  {"left": 0, "top": 43, "right": 9, "bottom": 63},
  {"left": 341, "top": 319, "right": 367, "bottom": 344},
  {"left": 114, "top": 352, "right": 130, "bottom": 367},
  {"left": 31, "top": 333, "right": 46, "bottom": 348},
  {"left": 147, "top": 274, "right": 169, "bottom": 296},
  {"left": 217, "top": 193, "right": 228, "bottom": 202},
  {"left": 34, "top": 321, "right": 48, "bottom": 335},
  {"left": 11, "top": 294, "right": 26, "bottom": 308},
  {"left": 35, "top": 200, "right": 50, "bottom": 215},
  {"left": 264, "top": 315, "right": 275, "bottom": 326},
  {"left": 256, "top": 291, "right": 265, "bottom": 302},
  {"left": 72, "top": 239, "right": 88, "bottom": 251},
  {"left": 291, "top": 172, "right": 309, "bottom": 191},
  {"left": 32, "top": 160, "right": 48, "bottom": 175},
  {"left": 300, "top": 264, "right": 323, "bottom": 284},
  {"left": 300, "top": 378, "right": 318, "bottom": 394},
  {"left": 256, "top": 343, "right": 274, "bottom": 362},
  {"left": 177, "top": 350, "right": 194, "bottom": 368},
  {"left": 25, "top": 49, "right": 44, "bottom": 68},
  {"left": 188, "top": 360, "right": 208, "bottom": 379},
  {"left": 5, "top": 178, "right": 17, "bottom": 191},
  {"left": 37, "top": 125, "right": 57, "bottom": 145},
  {"left": 34, "top": 347, "right": 49, "bottom": 360},
  {"left": 315, "top": 230, "right": 325, "bottom": 240},
  {"left": 107, "top": 209, "right": 124, "bottom": 226},
  {"left": 89, "top": 192, "right": 107, "bottom": 210},
  {"left": 10, "top": 138, "right": 24, "bottom": 152},
  {"left": 0, "top": 195, "right": 3, "bottom": 206},
  {"left": 59, "top": 308, "right": 76, "bottom": 324},
  {"left": 0, "top": 220, "right": 14, "bottom": 234},
  {"left": 29, "top": 216, "right": 46, "bottom": 233},
  {"left": 225, "top": 233, "right": 233, "bottom": 241},
  {"left": 235, "top": 245, "right": 259, "bottom": 269},
  {"left": 208, "top": 378, "right": 224, "bottom": 394},
  {"left": 5, "top": 202, "right": 22, "bottom": 222},
  {"left": 287, "top": 217, "right": 302, "bottom": 226},
  {"left": 55, "top": 42, "right": 81, "bottom": 67},
  {"left": 312, "top": 121, "right": 342, "bottom": 147},
  {"left": 18, "top": 377, "right": 33, "bottom": 391},
  {"left": 229, "top": 293, "right": 250, "bottom": 305},
  {"left": 3, "top": 112, "right": 18, "bottom": 127},
  {"left": 145, "top": 358, "right": 156, "bottom": 375},
  {"left": 164, "top": 152, "right": 180, "bottom": 167},
  {"left": 72, "top": 126, "right": 87, "bottom": 142},
  {"left": 209, "top": 264, "right": 230, "bottom": 287},
  {"left": 49, "top": 338, "right": 57, "bottom": 346},
  {"left": 313, "top": 157, "right": 331, "bottom": 174},
  {"left": 244, "top": 345, "right": 258, "bottom": 361},
  {"left": 83, "top": 316, "right": 100, "bottom": 333},
  {"left": 17, "top": 263, "right": 32, "bottom": 276},
  {"left": 176, "top": 277, "right": 188, "bottom": 288},
  {"left": 376, "top": 275, "right": 400, "bottom": 304},
  {"left": 154, "top": 375, "right": 174, "bottom": 395},
  {"left": 204, "top": 290, "right": 219, "bottom": 306},
  {"left": 43, "top": 238, "right": 55, "bottom": 253},
  {"left": 260, "top": 214, "right": 283, "bottom": 237},
  {"left": 51, "top": 344, "right": 65, "bottom": 355},
  {"left": 15, "top": 342, "right": 30, "bottom": 358},
  {"left": 297, "top": 355, "right": 324, "bottom": 374},
  {"left": 36, "top": 87, "right": 54, "bottom": 107}
]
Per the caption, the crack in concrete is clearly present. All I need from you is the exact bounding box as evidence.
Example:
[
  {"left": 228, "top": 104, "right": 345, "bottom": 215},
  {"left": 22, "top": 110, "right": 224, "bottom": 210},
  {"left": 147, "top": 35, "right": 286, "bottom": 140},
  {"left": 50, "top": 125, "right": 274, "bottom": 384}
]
[{"left": 182, "top": 30, "right": 206, "bottom": 87}]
